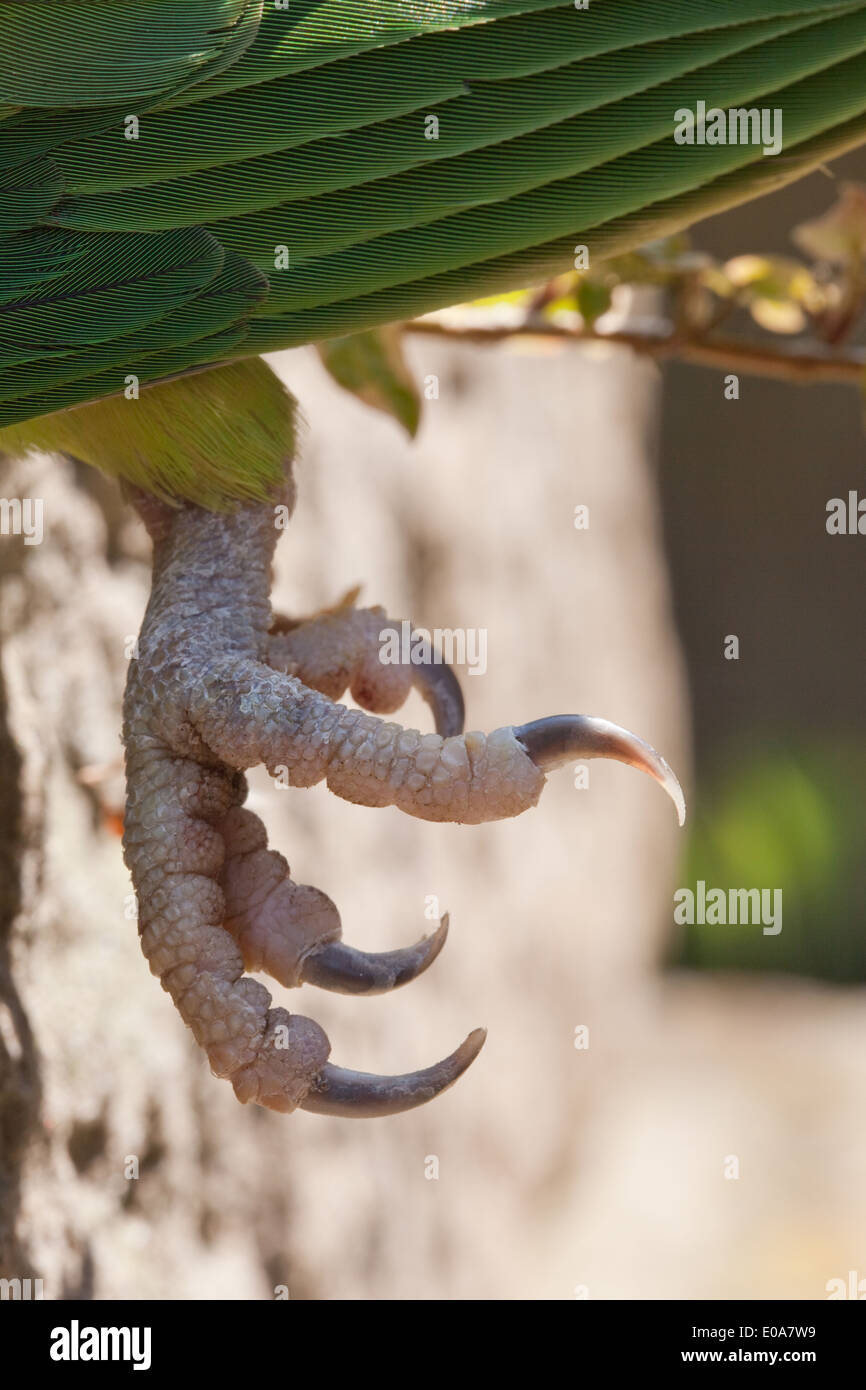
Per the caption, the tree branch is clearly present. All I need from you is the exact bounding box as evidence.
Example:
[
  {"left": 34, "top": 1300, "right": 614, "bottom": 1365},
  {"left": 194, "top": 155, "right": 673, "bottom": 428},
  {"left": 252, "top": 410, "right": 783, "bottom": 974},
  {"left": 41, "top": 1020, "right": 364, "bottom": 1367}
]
[{"left": 402, "top": 319, "right": 866, "bottom": 387}]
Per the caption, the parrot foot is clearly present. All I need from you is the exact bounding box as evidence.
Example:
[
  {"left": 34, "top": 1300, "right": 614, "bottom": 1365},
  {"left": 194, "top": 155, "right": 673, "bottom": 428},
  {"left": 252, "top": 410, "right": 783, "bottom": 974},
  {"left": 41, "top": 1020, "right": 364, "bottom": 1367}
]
[{"left": 121, "top": 477, "right": 684, "bottom": 1117}]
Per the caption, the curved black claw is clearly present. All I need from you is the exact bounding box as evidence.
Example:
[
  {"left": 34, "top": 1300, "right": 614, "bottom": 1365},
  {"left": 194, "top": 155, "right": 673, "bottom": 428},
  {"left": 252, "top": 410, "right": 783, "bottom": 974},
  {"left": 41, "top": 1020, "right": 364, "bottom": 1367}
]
[
  {"left": 514, "top": 714, "right": 686, "bottom": 825},
  {"left": 412, "top": 646, "right": 465, "bottom": 736},
  {"left": 299, "top": 1027, "right": 487, "bottom": 1118},
  {"left": 300, "top": 914, "right": 450, "bottom": 996}
]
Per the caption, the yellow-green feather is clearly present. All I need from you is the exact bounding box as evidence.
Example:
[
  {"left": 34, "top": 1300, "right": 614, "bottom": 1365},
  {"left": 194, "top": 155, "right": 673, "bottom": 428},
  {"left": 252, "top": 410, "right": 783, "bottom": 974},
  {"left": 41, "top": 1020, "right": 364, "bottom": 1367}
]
[
  {"left": 3, "top": 0, "right": 866, "bottom": 508},
  {"left": 0, "top": 358, "right": 295, "bottom": 509}
]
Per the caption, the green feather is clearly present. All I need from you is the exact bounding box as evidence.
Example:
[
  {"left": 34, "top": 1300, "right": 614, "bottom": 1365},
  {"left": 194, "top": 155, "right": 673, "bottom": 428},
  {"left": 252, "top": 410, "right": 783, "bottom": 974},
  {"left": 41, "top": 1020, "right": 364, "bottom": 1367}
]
[
  {"left": 0, "top": 1, "right": 261, "bottom": 109},
  {"left": 245, "top": 103, "right": 866, "bottom": 350},
  {"left": 1, "top": 0, "right": 866, "bottom": 506},
  {"left": 208, "top": 11, "right": 866, "bottom": 282},
  {"left": 51, "top": 13, "right": 817, "bottom": 232},
  {"left": 0, "top": 251, "right": 265, "bottom": 405},
  {"left": 163, "top": 0, "right": 575, "bottom": 103},
  {"left": 0, "top": 228, "right": 225, "bottom": 366}
]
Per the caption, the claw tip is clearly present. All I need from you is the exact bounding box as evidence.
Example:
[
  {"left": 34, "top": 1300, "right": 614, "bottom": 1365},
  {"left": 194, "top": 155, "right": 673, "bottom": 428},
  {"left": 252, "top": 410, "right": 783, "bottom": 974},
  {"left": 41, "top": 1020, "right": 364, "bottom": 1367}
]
[
  {"left": 660, "top": 761, "right": 687, "bottom": 827},
  {"left": 457, "top": 1026, "right": 488, "bottom": 1073},
  {"left": 515, "top": 714, "right": 686, "bottom": 825}
]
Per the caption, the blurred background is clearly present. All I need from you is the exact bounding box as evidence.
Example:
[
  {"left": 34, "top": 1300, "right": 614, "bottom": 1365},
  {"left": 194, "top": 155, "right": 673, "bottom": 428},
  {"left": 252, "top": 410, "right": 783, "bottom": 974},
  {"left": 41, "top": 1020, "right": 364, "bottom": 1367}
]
[{"left": 1, "top": 153, "right": 865, "bottom": 1302}]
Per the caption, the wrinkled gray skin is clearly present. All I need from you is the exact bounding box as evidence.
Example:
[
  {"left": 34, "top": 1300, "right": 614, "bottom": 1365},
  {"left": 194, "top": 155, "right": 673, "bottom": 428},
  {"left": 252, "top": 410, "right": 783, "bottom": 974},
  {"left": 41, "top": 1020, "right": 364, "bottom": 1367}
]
[{"left": 122, "top": 465, "right": 683, "bottom": 1118}]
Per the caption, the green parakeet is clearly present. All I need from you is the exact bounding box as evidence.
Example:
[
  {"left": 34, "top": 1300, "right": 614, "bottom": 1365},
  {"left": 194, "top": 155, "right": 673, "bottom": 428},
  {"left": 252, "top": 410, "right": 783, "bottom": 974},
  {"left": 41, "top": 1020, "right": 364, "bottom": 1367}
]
[{"left": 2, "top": 1, "right": 863, "bottom": 1116}]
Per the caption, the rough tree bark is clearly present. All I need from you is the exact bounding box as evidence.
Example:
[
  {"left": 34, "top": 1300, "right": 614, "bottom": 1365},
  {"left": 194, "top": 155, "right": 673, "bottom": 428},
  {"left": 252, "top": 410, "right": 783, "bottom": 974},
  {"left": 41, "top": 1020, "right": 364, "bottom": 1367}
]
[{"left": 0, "top": 339, "right": 688, "bottom": 1299}]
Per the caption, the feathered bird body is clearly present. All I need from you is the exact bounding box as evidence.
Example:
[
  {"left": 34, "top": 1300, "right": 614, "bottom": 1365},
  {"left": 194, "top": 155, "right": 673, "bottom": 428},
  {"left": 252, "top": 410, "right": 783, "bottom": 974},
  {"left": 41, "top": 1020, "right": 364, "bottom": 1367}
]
[
  {"left": 2, "top": 0, "right": 866, "bottom": 501},
  {"left": 4, "top": 1, "right": 863, "bottom": 1115}
]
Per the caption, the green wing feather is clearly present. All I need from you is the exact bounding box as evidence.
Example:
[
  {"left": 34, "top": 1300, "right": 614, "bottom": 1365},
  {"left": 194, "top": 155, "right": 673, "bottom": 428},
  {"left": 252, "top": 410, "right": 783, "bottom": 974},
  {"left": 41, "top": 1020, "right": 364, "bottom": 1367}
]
[
  {"left": 0, "top": 1, "right": 262, "bottom": 108},
  {"left": 1, "top": 0, "right": 866, "bottom": 504}
]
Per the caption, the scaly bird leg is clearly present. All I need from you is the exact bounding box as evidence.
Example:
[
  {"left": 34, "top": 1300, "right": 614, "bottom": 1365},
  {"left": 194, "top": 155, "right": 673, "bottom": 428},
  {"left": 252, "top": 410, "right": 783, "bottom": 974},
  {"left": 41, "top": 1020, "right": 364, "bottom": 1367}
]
[{"left": 122, "top": 469, "right": 684, "bottom": 1118}]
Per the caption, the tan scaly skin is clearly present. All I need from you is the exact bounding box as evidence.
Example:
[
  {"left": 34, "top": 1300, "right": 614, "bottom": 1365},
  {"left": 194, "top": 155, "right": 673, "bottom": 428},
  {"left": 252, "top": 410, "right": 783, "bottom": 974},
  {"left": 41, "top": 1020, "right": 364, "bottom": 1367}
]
[{"left": 122, "top": 463, "right": 685, "bottom": 1119}]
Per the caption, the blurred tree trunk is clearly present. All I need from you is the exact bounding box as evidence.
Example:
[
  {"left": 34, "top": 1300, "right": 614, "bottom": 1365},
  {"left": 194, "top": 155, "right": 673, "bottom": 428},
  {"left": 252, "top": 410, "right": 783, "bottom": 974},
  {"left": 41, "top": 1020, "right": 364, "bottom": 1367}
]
[{"left": 0, "top": 338, "right": 687, "bottom": 1300}]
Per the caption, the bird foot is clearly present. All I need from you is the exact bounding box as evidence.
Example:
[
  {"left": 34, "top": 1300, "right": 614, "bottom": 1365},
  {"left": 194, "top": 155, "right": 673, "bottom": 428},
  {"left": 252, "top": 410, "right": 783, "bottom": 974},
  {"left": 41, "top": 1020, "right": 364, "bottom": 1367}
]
[{"left": 121, "top": 472, "right": 684, "bottom": 1117}]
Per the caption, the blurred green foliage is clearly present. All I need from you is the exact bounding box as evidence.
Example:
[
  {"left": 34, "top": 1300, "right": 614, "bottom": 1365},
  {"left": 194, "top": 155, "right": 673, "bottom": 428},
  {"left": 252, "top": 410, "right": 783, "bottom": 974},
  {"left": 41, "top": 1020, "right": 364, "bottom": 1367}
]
[{"left": 670, "top": 737, "right": 866, "bottom": 982}]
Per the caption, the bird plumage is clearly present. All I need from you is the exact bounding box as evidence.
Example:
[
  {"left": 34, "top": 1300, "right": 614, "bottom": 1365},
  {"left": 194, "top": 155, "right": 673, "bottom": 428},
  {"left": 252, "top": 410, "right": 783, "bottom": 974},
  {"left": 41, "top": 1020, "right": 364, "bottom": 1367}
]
[{"left": 2, "top": 0, "right": 866, "bottom": 498}]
